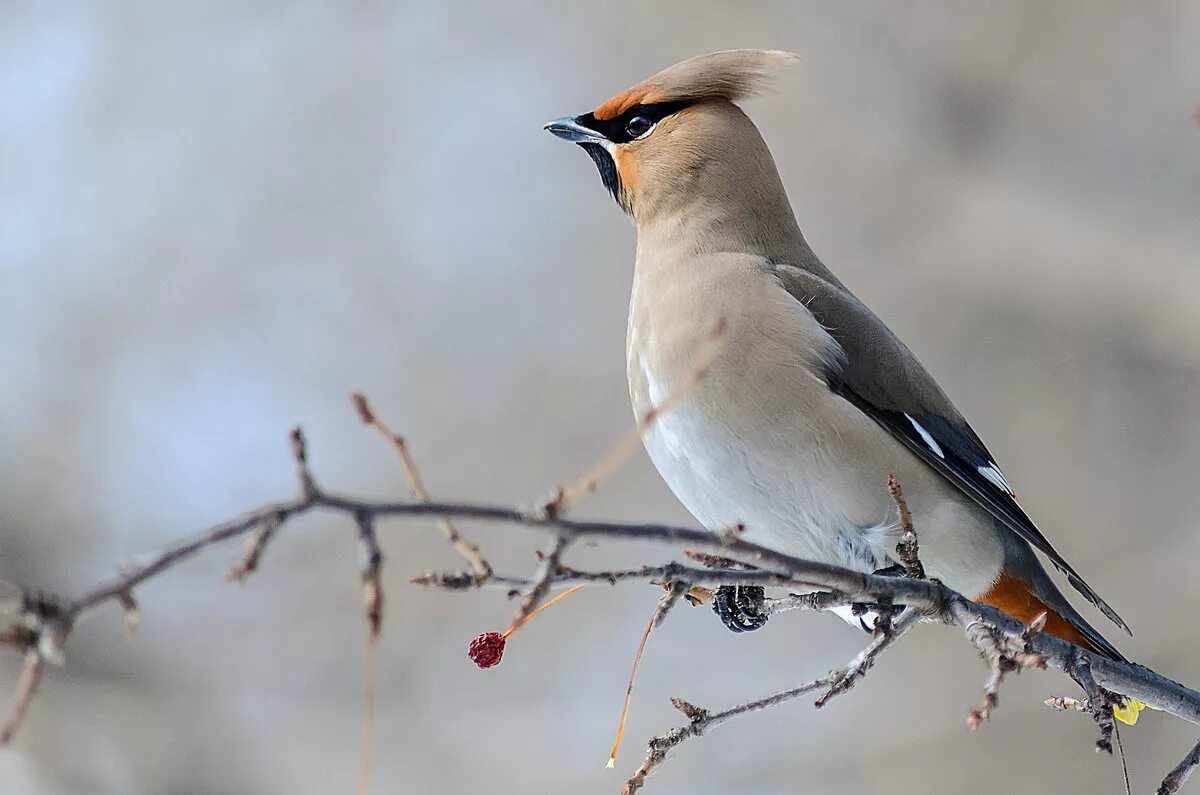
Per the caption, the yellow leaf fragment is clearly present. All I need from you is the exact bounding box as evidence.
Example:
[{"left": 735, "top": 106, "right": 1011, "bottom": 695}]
[{"left": 1112, "top": 698, "right": 1145, "bottom": 725}]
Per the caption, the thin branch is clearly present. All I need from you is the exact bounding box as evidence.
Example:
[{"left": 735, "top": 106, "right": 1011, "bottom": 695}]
[
  {"left": 116, "top": 590, "right": 139, "bottom": 638},
  {"left": 765, "top": 590, "right": 854, "bottom": 615},
  {"left": 623, "top": 609, "right": 919, "bottom": 794},
  {"left": 1069, "top": 648, "right": 1118, "bottom": 754},
  {"left": 352, "top": 393, "right": 491, "bottom": 582},
  {"left": 887, "top": 474, "right": 924, "bottom": 579},
  {"left": 511, "top": 536, "right": 572, "bottom": 632},
  {"left": 2, "top": 419, "right": 1199, "bottom": 795},
  {"left": 0, "top": 651, "right": 43, "bottom": 747},
  {"left": 815, "top": 608, "right": 922, "bottom": 708},
  {"left": 290, "top": 426, "right": 317, "bottom": 499},
  {"left": 225, "top": 513, "right": 282, "bottom": 583},
  {"left": 354, "top": 512, "right": 384, "bottom": 641},
  {"left": 962, "top": 610, "right": 1046, "bottom": 730},
  {"left": 546, "top": 317, "right": 726, "bottom": 517},
  {"left": 34, "top": 488, "right": 1196, "bottom": 734},
  {"left": 1160, "top": 738, "right": 1200, "bottom": 795}
]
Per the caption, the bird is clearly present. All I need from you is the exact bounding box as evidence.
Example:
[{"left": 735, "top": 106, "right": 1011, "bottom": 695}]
[
  {"left": 544, "top": 49, "right": 1129, "bottom": 659},
  {"left": 547, "top": 51, "right": 1132, "bottom": 658}
]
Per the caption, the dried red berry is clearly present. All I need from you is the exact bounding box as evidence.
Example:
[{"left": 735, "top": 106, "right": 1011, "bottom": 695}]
[{"left": 468, "top": 631, "right": 506, "bottom": 669}]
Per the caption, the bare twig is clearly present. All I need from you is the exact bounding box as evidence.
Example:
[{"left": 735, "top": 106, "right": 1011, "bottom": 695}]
[
  {"left": 290, "top": 427, "right": 317, "bottom": 499},
  {"left": 511, "top": 536, "right": 572, "bottom": 632},
  {"left": 3, "top": 413, "right": 1200, "bottom": 794},
  {"left": 962, "top": 610, "right": 1047, "bottom": 730},
  {"left": 0, "top": 651, "right": 43, "bottom": 746},
  {"left": 887, "top": 474, "right": 924, "bottom": 579},
  {"left": 1160, "top": 738, "right": 1200, "bottom": 795},
  {"left": 352, "top": 393, "right": 491, "bottom": 582},
  {"left": 1044, "top": 695, "right": 1092, "bottom": 712},
  {"left": 354, "top": 512, "right": 385, "bottom": 640},
  {"left": 33, "top": 487, "right": 1198, "bottom": 734},
  {"left": 816, "top": 608, "right": 922, "bottom": 708},
  {"left": 1069, "top": 649, "right": 1117, "bottom": 754},
  {"left": 351, "top": 510, "right": 386, "bottom": 795},
  {"left": 116, "top": 590, "right": 139, "bottom": 638},
  {"left": 225, "top": 513, "right": 282, "bottom": 583},
  {"left": 547, "top": 318, "right": 726, "bottom": 517},
  {"left": 623, "top": 609, "right": 919, "bottom": 794},
  {"left": 764, "top": 590, "right": 854, "bottom": 615}
]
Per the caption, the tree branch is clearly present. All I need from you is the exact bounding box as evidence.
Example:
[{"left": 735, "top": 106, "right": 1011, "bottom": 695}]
[
  {"left": 3, "top": 403, "right": 1199, "bottom": 792},
  {"left": 623, "top": 609, "right": 922, "bottom": 794},
  {"left": 1161, "top": 739, "right": 1200, "bottom": 795}
]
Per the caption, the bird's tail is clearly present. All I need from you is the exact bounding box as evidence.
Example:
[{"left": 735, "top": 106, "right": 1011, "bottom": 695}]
[{"left": 976, "top": 567, "right": 1125, "bottom": 662}]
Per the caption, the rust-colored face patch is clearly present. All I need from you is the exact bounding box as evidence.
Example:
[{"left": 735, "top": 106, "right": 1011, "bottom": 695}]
[
  {"left": 593, "top": 85, "right": 664, "bottom": 120},
  {"left": 976, "top": 572, "right": 1091, "bottom": 650},
  {"left": 611, "top": 146, "right": 639, "bottom": 201}
]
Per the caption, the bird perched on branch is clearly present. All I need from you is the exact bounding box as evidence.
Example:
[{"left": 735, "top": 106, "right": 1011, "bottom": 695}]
[{"left": 545, "top": 50, "right": 1128, "bottom": 659}]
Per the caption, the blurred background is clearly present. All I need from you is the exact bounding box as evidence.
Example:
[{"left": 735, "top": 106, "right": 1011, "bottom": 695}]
[{"left": 2, "top": 2, "right": 1198, "bottom": 793}]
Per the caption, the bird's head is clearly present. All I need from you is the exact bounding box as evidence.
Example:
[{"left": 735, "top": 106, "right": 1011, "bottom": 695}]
[{"left": 545, "top": 50, "right": 798, "bottom": 224}]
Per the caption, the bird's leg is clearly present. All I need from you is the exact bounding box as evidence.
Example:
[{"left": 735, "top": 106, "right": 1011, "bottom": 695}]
[{"left": 712, "top": 585, "right": 769, "bottom": 633}]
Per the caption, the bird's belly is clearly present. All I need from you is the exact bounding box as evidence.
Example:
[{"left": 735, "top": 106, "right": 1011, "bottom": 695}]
[
  {"left": 639, "top": 391, "right": 892, "bottom": 573},
  {"left": 632, "top": 355, "right": 1005, "bottom": 599}
]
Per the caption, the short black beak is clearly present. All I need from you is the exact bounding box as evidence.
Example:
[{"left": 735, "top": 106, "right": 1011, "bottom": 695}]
[{"left": 543, "top": 116, "right": 605, "bottom": 144}]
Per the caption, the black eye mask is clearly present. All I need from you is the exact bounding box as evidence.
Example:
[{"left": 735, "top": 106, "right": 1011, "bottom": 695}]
[
  {"left": 571, "top": 100, "right": 692, "bottom": 207},
  {"left": 574, "top": 100, "right": 692, "bottom": 144}
]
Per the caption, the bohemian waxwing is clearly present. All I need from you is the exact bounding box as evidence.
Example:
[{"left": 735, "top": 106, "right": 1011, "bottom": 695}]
[{"left": 545, "top": 49, "right": 1128, "bottom": 658}]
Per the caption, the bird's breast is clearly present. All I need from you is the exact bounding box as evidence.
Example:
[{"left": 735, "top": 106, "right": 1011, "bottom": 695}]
[
  {"left": 624, "top": 249, "right": 1005, "bottom": 596},
  {"left": 627, "top": 251, "right": 884, "bottom": 564}
]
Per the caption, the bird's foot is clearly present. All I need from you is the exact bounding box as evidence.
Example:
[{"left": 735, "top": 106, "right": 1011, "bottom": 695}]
[
  {"left": 851, "top": 566, "right": 910, "bottom": 633},
  {"left": 712, "top": 585, "right": 769, "bottom": 633},
  {"left": 849, "top": 599, "right": 906, "bottom": 633}
]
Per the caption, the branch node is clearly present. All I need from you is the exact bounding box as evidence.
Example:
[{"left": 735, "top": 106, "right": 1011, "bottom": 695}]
[
  {"left": 225, "top": 514, "right": 283, "bottom": 583},
  {"left": 669, "top": 697, "right": 709, "bottom": 722}
]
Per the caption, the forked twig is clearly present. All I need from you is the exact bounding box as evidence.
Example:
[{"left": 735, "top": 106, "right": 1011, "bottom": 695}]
[
  {"left": 2, "top": 402, "right": 1199, "bottom": 795},
  {"left": 623, "top": 609, "right": 920, "bottom": 794},
  {"left": 961, "top": 609, "right": 1046, "bottom": 730}
]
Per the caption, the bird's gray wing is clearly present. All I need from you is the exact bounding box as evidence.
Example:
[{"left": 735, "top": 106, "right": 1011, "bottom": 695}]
[{"left": 775, "top": 264, "right": 1130, "bottom": 635}]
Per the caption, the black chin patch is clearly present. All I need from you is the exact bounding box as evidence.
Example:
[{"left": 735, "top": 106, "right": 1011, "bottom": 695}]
[{"left": 578, "top": 142, "right": 622, "bottom": 207}]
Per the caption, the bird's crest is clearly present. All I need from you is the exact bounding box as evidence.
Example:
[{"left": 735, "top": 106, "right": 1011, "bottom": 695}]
[{"left": 593, "top": 49, "right": 798, "bottom": 120}]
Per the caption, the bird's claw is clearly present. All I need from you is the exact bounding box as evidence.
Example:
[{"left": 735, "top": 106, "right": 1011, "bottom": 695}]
[{"left": 712, "top": 585, "right": 769, "bottom": 633}]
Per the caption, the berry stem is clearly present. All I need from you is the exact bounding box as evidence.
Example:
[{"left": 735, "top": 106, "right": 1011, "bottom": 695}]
[{"left": 503, "top": 584, "right": 585, "bottom": 639}]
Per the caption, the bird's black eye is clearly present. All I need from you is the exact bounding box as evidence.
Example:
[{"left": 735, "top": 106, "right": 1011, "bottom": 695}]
[{"left": 625, "top": 116, "right": 652, "bottom": 139}]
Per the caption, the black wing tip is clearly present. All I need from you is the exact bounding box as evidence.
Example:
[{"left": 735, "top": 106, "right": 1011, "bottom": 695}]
[
  {"left": 1085, "top": 629, "right": 1128, "bottom": 662},
  {"left": 835, "top": 387, "right": 1135, "bottom": 640},
  {"left": 1066, "top": 572, "right": 1133, "bottom": 637}
]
